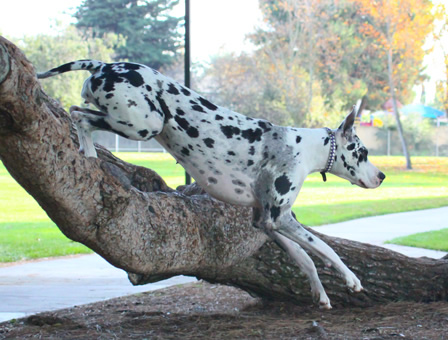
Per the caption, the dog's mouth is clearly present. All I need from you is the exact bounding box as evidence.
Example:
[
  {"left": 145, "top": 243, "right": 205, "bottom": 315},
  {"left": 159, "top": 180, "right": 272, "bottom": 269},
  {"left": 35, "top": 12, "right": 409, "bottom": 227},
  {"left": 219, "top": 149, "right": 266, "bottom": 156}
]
[
  {"left": 351, "top": 179, "right": 368, "bottom": 188},
  {"left": 358, "top": 180, "right": 368, "bottom": 188}
]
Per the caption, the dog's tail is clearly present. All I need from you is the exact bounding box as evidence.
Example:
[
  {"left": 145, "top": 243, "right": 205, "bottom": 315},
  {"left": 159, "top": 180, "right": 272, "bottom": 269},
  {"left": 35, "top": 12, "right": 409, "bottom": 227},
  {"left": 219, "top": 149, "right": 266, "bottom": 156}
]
[{"left": 37, "top": 60, "right": 105, "bottom": 79}]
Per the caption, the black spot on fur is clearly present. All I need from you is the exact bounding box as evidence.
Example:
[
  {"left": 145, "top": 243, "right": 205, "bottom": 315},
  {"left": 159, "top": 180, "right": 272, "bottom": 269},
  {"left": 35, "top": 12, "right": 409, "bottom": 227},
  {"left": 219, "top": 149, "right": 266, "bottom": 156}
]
[
  {"left": 145, "top": 85, "right": 152, "bottom": 92},
  {"left": 156, "top": 92, "right": 173, "bottom": 123},
  {"left": 324, "top": 137, "right": 330, "bottom": 146},
  {"left": 208, "top": 177, "right": 218, "bottom": 184},
  {"left": 88, "top": 118, "right": 129, "bottom": 138},
  {"left": 275, "top": 175, "right": 292, "bottom": 195},
  {"left": 249, "top": 146, "right": 255, "bottom": 156},
  {"left": 181, "top": 147, "right": 190, "bottom": 156},
  {"left": 105, "top": 93, "right": 114, "bottom": 99},
  {"left": 258, "top": 121, "right": 272, "bottom": 132},
  {"left": 228, "top": 151, "right": 236, "bottom": 156},
  {"left": 175, "top": 115, "right": 190, "bottom": 131},
  {"left": 192, "top": 105, "right": 206, "bottom": 113},
  {"left": 52, "top": 62, "right": 75, "bottom": 74},
  {"left": 270, "top": 206, "right": 281, "bottom": 222},
  {"left": 296, "top": 136, "right": 302, "bottom": 143},
  {"left": 247, "top": 160, "right": 254, "bottom": 166},
  {"left": 203, "top": 138, "right": 215, "bottom": 148},
  {"left": 122, "top": 63, "right": 142, "bottom": 71},
  {"left": 138, "top": 129, "right": 149, "bottom": 138},
  {"left": 90, "top": 77, "right": 103, "bottom": 93},
  {"left": 232, "top": 179, "right": 246, "bottom": 187},
  {"left": 241, "top": 128, "right": 263, "bottom": 143},
  {"left": 187, "top": 127, "right": 199, "bottom": 138},
  {"left": 144, "top": 96, "right": 157, "bottom": 112},
  {"left": 347, "top": 143, "right": 356, "bottom": 151},
  {"left": 199, "top": 97, "right": 218, "bottom": 111},
  {"left": 122, "top": 70, "right": 144, "bottom": 87},
  {"left": 221, "top": 125, "right": 241, "bottom": 139},
  {"left": 215, "top": 115, "right": 224, "bottom": 121},
  {"left": 181, "top": 88, "right": 191, "bottom": 96},
  {"left": 127, "top": 99, "right": 137, "bottom": 107},
  {"left": 176, "top": 108, "right": 186, "bottom": 116},
  {"left": 167, "top": 83, "right": 180, "bottom": 95}
]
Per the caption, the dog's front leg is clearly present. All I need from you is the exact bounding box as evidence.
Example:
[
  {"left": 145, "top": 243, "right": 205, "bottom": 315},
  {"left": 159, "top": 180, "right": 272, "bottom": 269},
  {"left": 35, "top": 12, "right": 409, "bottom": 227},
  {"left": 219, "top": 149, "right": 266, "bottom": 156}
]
[
  {"left": 276, "top": 213, "right": 363, "bottom": 293},
  {"left": 271, "top": 231, "right": 332, "bottom": 309}
]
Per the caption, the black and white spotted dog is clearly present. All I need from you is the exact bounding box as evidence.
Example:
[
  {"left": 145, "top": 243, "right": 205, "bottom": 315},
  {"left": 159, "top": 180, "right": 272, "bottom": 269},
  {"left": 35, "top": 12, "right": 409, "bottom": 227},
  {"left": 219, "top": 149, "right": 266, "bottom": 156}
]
[{"left": 38, "top": 60, "right": 385, "bottom": 309}]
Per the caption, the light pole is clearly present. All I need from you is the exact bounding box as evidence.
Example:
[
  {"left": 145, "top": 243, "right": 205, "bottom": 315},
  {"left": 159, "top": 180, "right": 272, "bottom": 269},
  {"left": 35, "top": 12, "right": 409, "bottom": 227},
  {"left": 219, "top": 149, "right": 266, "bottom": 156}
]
[{"left": 184, "top": 0, "right": 192, "bottom": 185}]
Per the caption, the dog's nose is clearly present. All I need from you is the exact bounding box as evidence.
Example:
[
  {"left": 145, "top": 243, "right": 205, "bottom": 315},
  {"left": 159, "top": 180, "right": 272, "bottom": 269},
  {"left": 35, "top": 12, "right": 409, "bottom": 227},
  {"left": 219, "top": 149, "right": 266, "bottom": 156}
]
[{"left": 378, "top": 172, "right": 386, "bottom": 181}]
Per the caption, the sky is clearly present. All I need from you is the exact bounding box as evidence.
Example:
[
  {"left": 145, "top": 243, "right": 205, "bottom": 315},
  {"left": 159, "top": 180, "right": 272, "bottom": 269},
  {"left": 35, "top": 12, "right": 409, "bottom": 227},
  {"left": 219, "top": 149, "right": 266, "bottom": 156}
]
[{"left": 0, "top": 0, "right": 263, "bottom": 63}]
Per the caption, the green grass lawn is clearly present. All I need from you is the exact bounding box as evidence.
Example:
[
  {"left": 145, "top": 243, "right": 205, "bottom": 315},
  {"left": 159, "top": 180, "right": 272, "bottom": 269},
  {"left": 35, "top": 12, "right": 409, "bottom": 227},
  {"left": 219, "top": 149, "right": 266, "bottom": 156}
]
[
  {"left": 386, "top": 228, "right": 448, "bottom": 252},
  {"left": 1, "top": 154, "right": 447, "bottom": 262}
]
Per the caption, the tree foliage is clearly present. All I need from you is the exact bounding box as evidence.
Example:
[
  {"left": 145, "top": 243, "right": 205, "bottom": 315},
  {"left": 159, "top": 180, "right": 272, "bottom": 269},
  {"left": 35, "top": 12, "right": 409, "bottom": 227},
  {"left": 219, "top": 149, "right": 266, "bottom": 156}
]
[
  {"left": 432, "top": 10, "right": 448, "bottom": 114},
  {"left": 74, "top": 0, "right": 182, "bottom": 70},
  {"left": 203, "top": 0, "right": 440, "bottom": 131}
]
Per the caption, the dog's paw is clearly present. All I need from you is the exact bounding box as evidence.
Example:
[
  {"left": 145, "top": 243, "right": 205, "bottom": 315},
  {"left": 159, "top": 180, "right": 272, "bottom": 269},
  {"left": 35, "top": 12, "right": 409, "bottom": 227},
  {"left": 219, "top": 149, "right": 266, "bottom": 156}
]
[
  {"left": 319, "top": 297, "right": 332, "bottom": 310},
  {"left": 316, "top": 293, "right": 332, "bottom": 310},
  {"left": 311, "top": 287, "right": 332, "bottom": 309},
  {"left": 345, "top": 272, "right": 363, "bottom": 292}
]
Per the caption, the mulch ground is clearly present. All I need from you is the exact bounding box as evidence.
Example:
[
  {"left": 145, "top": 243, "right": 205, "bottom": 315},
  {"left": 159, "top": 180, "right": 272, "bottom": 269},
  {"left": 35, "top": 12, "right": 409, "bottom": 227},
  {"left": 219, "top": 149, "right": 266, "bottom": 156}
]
[{"left": 1, "top": 282, "right": 447, "bottom": 339}]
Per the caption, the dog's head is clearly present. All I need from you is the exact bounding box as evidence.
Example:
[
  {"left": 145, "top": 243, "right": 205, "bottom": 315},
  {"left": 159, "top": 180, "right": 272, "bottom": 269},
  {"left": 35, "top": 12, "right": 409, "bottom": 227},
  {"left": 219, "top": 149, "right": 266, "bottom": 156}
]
[{"left": 330, "top": 107, "right": 385, "bottom": 189}]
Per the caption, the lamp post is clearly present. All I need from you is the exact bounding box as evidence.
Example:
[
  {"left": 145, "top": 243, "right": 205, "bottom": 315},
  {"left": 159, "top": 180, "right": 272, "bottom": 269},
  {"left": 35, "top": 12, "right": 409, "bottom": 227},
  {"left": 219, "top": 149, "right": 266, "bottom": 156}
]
[{"left": 184, "top": 0, "right": 192, "bottom": 184}]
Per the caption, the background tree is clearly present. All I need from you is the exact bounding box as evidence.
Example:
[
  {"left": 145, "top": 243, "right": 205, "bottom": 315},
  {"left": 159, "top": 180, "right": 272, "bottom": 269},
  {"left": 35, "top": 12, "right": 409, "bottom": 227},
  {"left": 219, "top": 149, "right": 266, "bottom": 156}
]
[
  {"left": 349, "top": 0, "right": 440, "bottom": 169},
  {"left": 203, "top": 0, "right": 439, "bottom": 144},
  {"left": 432, "top": 12, "right": 448, "bottom": 114},
  {"left": 201, "top": 53, "right": 297, "bottom": 126},
  {"left": 74, "top": 0, "right": 182, "bottom": 69},
  {"left": 13, "top": 25, "right": 122, "bottom": 110}
]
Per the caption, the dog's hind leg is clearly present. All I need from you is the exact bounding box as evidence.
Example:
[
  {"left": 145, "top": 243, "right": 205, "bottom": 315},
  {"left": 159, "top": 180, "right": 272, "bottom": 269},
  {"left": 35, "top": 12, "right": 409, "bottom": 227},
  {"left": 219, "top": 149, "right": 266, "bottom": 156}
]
[
  {"left": 69, "top": 106, "right": 107, "bottom": 158},
  {"left": 268, "top": 230, "right": 332, "bottom": 309},
  {"left": 274, "top": 213, "right": 363, "bottom": 293}
]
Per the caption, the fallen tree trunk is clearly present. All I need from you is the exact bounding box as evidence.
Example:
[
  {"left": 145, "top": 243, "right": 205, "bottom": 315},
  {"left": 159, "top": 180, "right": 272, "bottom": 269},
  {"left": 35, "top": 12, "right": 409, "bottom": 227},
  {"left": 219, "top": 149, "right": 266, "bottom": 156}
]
[{"left": 0, "top": 36, "right": 447, "bottom": 307}]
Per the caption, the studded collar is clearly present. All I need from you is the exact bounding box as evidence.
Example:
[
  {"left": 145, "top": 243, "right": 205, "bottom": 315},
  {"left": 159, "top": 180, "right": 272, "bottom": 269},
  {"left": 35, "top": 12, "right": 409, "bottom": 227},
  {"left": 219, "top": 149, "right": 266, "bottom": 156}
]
[{"left": 320, "top": 127, "right": 336, "bottom": 182}]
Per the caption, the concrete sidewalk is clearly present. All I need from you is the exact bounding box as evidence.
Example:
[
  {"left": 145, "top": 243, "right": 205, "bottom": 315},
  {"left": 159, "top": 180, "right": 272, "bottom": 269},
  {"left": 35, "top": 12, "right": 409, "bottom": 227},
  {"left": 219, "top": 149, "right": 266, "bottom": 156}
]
[
  {"left": 0, "top": 255, "right": 196, "bottom": 322},
  {"left": 313, "top": 206, "right": 448, "bottom": 258},
  {"left": 1, "top": 207, "right": 447, "bottom": 323}
]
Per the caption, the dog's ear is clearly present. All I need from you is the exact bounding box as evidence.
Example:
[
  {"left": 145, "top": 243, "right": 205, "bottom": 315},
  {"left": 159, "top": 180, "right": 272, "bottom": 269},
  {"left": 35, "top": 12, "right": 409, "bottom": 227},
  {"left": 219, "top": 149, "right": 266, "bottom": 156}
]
[{"left": 338, "top": 106, "right": 356, "bottom": 138}]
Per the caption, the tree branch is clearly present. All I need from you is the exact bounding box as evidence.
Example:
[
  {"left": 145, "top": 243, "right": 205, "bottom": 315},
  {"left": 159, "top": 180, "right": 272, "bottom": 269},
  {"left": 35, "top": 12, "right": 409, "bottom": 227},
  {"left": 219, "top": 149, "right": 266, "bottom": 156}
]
[{"left": 1, "top": 36, "right": 447, "bottom": 307}]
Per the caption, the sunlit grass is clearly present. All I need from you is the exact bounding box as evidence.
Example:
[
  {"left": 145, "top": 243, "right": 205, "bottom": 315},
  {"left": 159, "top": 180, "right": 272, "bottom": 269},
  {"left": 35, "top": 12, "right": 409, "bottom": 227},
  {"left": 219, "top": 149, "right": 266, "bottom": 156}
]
[
  {"left": 386, "top": 229, "right": 448, "bottom": 252},
  {"left": 1, "top": 154, "right": 447, "bottom": 262}
]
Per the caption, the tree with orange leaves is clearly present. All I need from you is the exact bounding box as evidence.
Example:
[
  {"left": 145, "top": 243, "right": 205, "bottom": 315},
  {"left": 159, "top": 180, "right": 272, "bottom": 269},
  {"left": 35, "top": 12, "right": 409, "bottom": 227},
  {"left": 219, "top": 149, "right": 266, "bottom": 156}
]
[{"left": 351, "top": 0, "right": 439, "bottom": 169}]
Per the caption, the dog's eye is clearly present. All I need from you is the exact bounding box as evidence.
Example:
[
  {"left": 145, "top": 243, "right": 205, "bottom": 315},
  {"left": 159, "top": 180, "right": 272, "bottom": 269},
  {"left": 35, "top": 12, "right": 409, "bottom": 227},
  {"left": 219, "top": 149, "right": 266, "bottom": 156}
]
[{"left": 358, "top": 147, "right": 368, "bottom": 162}]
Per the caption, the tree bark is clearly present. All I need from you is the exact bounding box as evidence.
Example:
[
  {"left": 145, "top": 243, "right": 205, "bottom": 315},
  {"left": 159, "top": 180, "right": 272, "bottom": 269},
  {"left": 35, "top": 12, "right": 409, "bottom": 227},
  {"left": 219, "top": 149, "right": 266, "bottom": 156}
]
[{"left": 1, "top": 36, "right": 447, "bottom": 307}]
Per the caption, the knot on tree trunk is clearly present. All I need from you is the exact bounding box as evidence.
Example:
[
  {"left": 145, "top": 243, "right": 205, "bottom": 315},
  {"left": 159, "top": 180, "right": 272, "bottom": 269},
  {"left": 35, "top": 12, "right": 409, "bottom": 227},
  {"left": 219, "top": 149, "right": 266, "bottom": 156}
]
[
  {"left": 0, "top": 43, "right": 11, "bottom": 85},
  {"left": 0, "top": 107, "right": 15, "bottom": 134}
]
